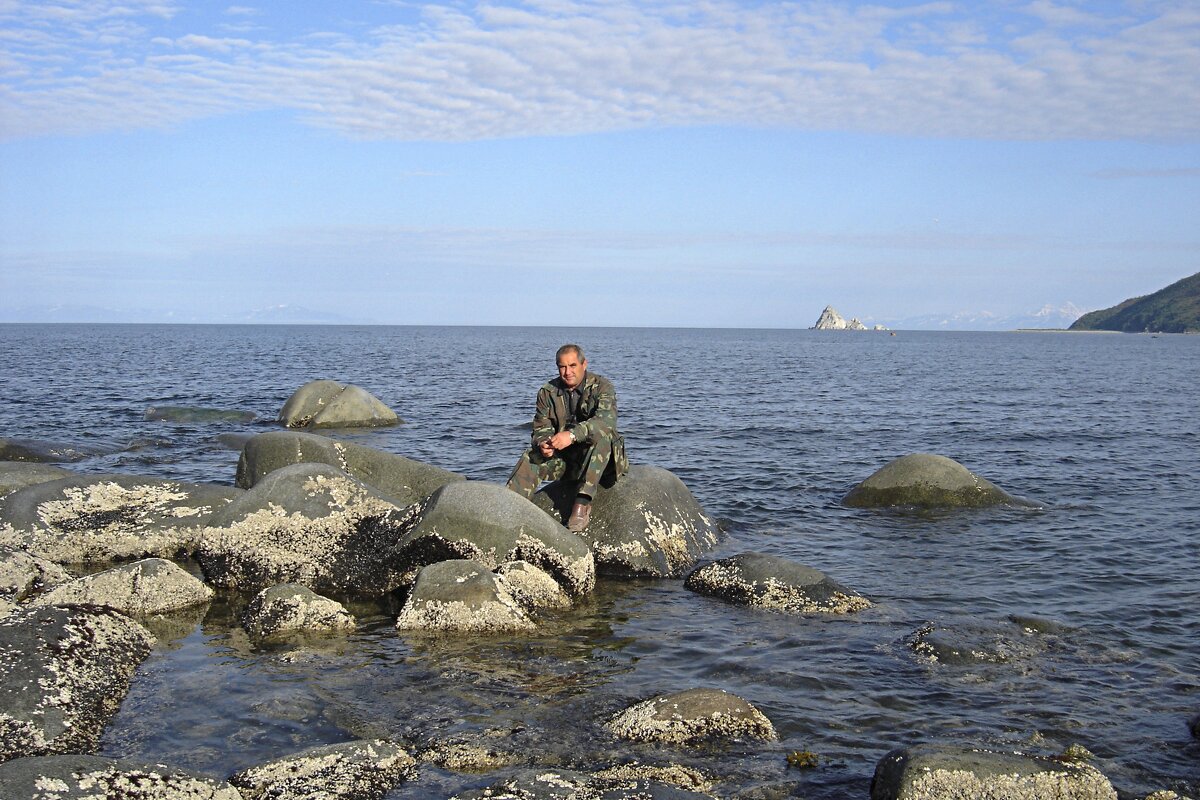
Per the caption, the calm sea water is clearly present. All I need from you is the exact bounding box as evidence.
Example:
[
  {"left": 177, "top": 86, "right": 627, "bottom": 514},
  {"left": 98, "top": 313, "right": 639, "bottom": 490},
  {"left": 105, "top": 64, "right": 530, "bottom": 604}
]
[{"left": 1, "top": 324, "right": 1197, "bottom": 798}]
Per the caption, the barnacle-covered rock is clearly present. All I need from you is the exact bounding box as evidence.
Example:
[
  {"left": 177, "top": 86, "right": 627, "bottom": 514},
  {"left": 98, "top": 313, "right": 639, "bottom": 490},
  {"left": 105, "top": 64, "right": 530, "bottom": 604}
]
[
  {"left": 0, "top": 754, "right": 241, "bottom": 799},
  {"left": 241, "top": 583, "right": 356, "bottom": 639},
  {"left": 607, "top": 688, "right": 777, "bottom": 746},
  {"left": 684, "top": 552, "right": 871, "bottom": 614},
  {"left": 395, "top": 560, "right": 535, "bottom": 633},
  {"left": 30, "top": 557, "right": 213, "bottom": 615},
  {"left": 230, "top": 739, "right": 415, "bottom": 800}
]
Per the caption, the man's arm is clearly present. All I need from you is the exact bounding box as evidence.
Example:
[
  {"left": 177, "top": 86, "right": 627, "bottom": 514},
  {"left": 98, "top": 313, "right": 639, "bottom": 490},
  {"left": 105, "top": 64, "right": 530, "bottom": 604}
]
[
  {"left": 569, "top": 376, "right": 617, "bottom": 444},
  {"left": 531, "top": 384, "right": 556, "bottom": 447}
]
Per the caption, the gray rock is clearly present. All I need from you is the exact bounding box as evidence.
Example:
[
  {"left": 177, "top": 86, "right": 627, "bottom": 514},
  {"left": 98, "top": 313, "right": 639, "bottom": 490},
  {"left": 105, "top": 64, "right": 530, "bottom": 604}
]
[
  {"left": 0, "top": 754, "right": 242, "bottom": 798},
  {"left": 229, "top": 739, "right": 416, "bottom": 800},
  {"left": 0, "top": 474, "right": 243, "bottom": 564},
  {"left": 684, "top": 552, "right": 871, "bottom": 614},
  {"left": 197, "top": 463, "right": 413, "bottom": 595},
  {"left": 0, "top": 437, "right": 103, "bottom": 464},
  {"left": 278, "top": 380, "right": 401, "bottom": 429},
  {"left": 906, "top": 622, "right": 1030, "bottom": 666},
  {"left": 235, "top": 430, "right": 463, "bottom": 506},
  {"left": 607, "top": 688, "right": 777, "bottom": 746},
  {"left": 452, "top": 767, "right": 716, "bottom": 799},
  {"left": 496, "top": 560, "right": 572, "bottom": 611},
  {"left": 393, "top": 481, "right": 594, "bottom": 598},
  {"left": 30, "top": 558, "right": 214, "bottom": 615},
  {"left": 0, "top": 605, "right": 154, "bottom": 762},
  {"left": 395, "top": 559, "right": 535, "bottom": 633},
  {"left": 869, "top": 744, "right": 1117, "bottom": 800},
  {"left": 144, "top": 405, "right": 257, "bottom": 423},
  {"left": 241, "top": 583, "right": 356, "bottom": 638},
  {"left": 0, "top": 462, "right": 73, "bottom": 498},
  {"left": 533, "top": 465, "right": 718, "bottom": 578},
  {"left": 843, "top": 453, "right": 1029, "bottom": 509},
  {"left": 0, "top": 549, "right": 72, "bottom": 601}
]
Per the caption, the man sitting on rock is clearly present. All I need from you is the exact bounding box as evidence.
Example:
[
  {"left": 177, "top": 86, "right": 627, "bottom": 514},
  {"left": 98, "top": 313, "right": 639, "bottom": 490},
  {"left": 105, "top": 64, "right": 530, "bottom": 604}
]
[{"left": 506, "top": 344, "right": 627, "bottom": 531}]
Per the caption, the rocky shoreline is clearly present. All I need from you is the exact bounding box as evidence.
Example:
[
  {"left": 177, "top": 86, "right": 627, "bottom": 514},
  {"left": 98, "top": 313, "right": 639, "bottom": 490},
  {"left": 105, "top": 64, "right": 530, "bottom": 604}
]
[{"left": 0, "top": 382, "right": 1191, "bottom": 799}]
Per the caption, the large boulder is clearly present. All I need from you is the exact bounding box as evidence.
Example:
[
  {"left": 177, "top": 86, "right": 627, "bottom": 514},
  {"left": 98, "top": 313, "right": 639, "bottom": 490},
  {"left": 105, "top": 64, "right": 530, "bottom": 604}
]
[
  {"left": 230, "top": 739, "right": 416, "bottom": 800},
  {"left": 0, "top": 474, "right": 243, "bottom": 564},
  {"left": 606, "top": 688, "right": 777, "bottom": 746},
  {"left": 235, "top": 430, "right": 464, "bottom": 506},
  {"left": 0, "top": 605, "right": 154, "bottom": 762},
  {"left": 843, "top": 453, "right": 1028, "bottom": 509},
  {"left": 685, "top": 552, "right": 871, "bottom": 614},
  {"left": 533, "top": 465, "right": 718, "bottom": 578},
  {"left": 392, "top": 481, "right": 594, "bottom": 598},
  {"left": 0, "top": 754, "right": 242, "bottom": 799},
  {"left": 0, "top": 462, "right": 73, "bottom": 498},
  {"left": 0, "top": 549, "right": 72, "bottom": 602},
  {"left": 278, "top": 380, "right": 400, "bottom": 429},
  {"left": 30, "top": 558, "right": 213, "bottom": 615},
  {"left": 197, "top": 463, "right": 412, "bottom": 595},
  {"left": 395, "top": 559, "right": 535, "bottom": 633},
  {"left": 241, "top": 583, "right": 356, "bottom": 639},
  {"left": 870, "top": 744, "right": 1117, "bottom": 800}
]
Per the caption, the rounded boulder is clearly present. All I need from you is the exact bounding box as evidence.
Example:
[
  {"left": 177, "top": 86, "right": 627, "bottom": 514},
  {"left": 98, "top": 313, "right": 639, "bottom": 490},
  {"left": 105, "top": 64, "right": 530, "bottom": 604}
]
[
  {"left": 31, "top": 557, "right": 213, "bottom": 615},
  {"left": 395, "top": 559, "right": 535, "bottom": 633},
  {"left": 278, "top": 380, "right": 400, "bottom": 429},
  {"left": 230, "top": 739, "right": 415, "bottom": 800},
  {"left": 685, "top": 552, "right": 871, "bottom": 614},
  {"left": 241, "top": 583, "right": 356, "bottom": 639},
  {"left": 606, "top": 688, "right": 777, "bottom": 746},
  {"left": 843, "top": 453, "right": 1028, "bottom": 509}
]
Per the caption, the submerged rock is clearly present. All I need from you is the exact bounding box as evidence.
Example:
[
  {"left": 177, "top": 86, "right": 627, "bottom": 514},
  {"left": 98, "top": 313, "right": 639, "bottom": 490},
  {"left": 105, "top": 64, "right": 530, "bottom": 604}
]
[
  {"left": 869, "top": 744, "right": 1117, "bottom": 800},
  {"left": 0, "top": 754, "right": 242, "bottom": 799},
  {"left": 278, "top": 379, "right": 401, "bottom": 429},
  {"left": 30, "top": 557, "right": 213, "bottom": 615},
  {"left": 0, "top": 605, "right": 154, "bottom": 762},
  {"left": 843, "top": 453, "right": 1028, "bottom": 509},
  {"left": 235, "top": 430, "right": 463, "bottom": 506},
  {"left": 452, "top": 767, "right": 716, "bottom": 799},
  {"left": 0, "top": 549, "right": 72, "bottom": 602},
  {"left": 144, "top": 405, "right": 257, "bottom": 424},
  {"left": 241, "top": 583, "right": 356, "bottom": 639},
  {"left": 607, "top": 688, "right": 777, "bottom": 746},
  {"left": 229, "top": 739, "right": 416, "bottom": 800},
  {"left": 533, "top": 465, "right": 717, "bottom": 578},
  {"left": 906, "top": 621, "right": 1031, "bottom": 666},
  {"left": 393, "top": 481, "right": 594, "bottom": 598},
  {"left": 197, "top": 463, "right": 412, "bottom": 595},
  {"left": 0, "top": 462, "right": 73, "bottom": 498},
  {"left": 0, "top": 474, "right": 242, "bottom": 564},
  {"left": 684, "top": 552, "right": 871, "bottom": 614},
  {"left": 0, "top": 437, "right": 104, "bottom": 464},
  {"left": 395, "top": 559, "right": 535, "bottom": 633}
]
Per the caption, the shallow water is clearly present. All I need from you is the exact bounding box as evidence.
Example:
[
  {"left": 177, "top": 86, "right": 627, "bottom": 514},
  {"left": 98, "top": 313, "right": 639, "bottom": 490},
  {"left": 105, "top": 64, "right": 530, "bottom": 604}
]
[{"left": 1, "top": 323, "right": 1198, "bottom": 798}]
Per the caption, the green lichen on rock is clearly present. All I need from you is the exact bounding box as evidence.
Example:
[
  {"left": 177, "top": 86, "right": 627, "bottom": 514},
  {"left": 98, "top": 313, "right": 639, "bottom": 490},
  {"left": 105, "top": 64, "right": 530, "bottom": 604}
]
[{"left": 843, "top": 453, "right": 1028, "bottom": 510}]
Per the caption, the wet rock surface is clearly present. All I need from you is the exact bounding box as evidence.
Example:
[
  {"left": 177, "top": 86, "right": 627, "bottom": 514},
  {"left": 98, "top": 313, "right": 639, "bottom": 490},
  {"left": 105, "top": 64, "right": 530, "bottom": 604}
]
[
  {"left": 0, "top": 437, "right": 106, "bottom": 464},
  {"left": 607, "top": 688, "right": 777, "bottom": 746},
  {"left": 533, "top": 465, "right": 718, "bottom": 578},
  {"left": 229, "top": 739, "right": 416, "bottom": 800},
  {"left": 0, "top": 753, "right": 242, "bottom": 799},
  {"left": 393, "top": 481, "right": 595, "bottom": 598},
  {"left": 496, "top": 559, "right": 572, "bottom": 611},
  {"left": 197, "top": 463, "right": 413, "bottom": 595},
  {"left": 843, "top": 453, "right": 1029, "bottom": 509},
  {"left": 144, "top": 405, "right": 257, "bottom": 424},
  {"left": 0, "top": 549, "right": 72, "bottom": 602},
  {"left": 0, "top": 605, "right": 154, "bottom": 762},
  {"left": 906, "top": 621, "right": 1032, "bottom": 666},
  {"left": 870, "top": 744, "right": 1118, "bottom": 800},
  {"left": 241, "top": 583, "right": 356, "bottom": 638},
  {"left": 30, "top": 557, "right": 214, "bottom": 615},
  {"left": 278, "top": 379, "right": 401, "bottom": 429},
  {"left": 235, "top": 430, "right": 464, "bottom": 506},
  {"left": 0, "top": 473, "right": 242, "bottom": 564},
  {"left": 684, "top": 552, "right": 871, "bottom": 614},
  {"left": 0, "top": 461, "right": 74, "bottom": 498},
  {"left": 451, "top": 767, "right": 717, "bottom": 799},
  {"left": 396, "top": 559, "right": 536, "bottom": 633}
]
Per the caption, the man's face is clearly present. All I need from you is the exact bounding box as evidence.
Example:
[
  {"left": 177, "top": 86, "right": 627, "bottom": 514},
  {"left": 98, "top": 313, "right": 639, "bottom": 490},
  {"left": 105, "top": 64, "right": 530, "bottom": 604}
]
[{"left": 557, "top": 352, "right": 587, "bottom": 389}]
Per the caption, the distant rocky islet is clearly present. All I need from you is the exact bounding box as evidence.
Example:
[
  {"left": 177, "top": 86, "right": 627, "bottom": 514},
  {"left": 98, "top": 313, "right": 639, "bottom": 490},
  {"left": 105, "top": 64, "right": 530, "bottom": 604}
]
[{"left": 0, "top": 380, "right": 1141, "bottom": 799}]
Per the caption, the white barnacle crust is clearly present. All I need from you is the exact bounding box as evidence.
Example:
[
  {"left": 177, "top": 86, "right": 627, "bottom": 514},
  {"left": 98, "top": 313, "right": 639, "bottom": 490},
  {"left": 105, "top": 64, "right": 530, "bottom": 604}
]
[
  {"left": 606, "top": 689, "right": 777, "bottom": 746},
  {"left": 395, "top": 597, "right": 535, "bottom": 633},
  {"left": 904, "top": 764, "right": 1117, "bottom": 800}
]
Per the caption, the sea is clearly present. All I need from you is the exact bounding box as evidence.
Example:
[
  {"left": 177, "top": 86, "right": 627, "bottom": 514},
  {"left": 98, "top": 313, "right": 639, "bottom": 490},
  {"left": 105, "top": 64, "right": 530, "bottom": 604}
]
[{"left": 1, "top": 323, "right": 1197, "bottom": 799}]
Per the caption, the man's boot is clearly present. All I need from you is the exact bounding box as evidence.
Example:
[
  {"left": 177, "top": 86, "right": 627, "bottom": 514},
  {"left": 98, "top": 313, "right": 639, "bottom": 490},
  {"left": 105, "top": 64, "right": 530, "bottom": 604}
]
[{"left": 567, "top": 498, "right": 591, "bottom": 532}]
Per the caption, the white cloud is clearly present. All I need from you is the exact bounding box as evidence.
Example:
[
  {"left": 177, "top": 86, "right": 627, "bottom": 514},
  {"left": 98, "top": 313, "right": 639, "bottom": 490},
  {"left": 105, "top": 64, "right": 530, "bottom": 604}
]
[{"left": 1, "top": 0, "right": 1198, "bottom": 141}]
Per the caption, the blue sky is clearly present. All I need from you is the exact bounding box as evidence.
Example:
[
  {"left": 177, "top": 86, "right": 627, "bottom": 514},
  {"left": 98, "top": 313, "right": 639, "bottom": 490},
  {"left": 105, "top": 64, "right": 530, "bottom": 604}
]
[{"left": 1, "top": 0, "right": 1198, "bottom": 327}]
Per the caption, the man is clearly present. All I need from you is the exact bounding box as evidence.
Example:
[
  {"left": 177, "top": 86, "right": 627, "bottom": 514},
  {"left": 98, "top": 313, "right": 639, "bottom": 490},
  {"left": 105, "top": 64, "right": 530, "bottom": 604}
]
[{"left": 506, "top": 344, "right": 627, "bottom": 531}]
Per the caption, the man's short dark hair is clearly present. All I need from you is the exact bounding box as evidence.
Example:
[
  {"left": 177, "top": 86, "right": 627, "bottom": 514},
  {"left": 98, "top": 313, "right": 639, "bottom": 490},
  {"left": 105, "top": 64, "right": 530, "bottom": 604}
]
[{"left": 556, "top": 344, "right": 584, "bottom": 362}]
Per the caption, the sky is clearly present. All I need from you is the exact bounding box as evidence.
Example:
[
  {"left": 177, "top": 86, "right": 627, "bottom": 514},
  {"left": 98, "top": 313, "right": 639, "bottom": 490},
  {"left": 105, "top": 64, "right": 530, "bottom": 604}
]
[{"left": 1, "top": 0, "right": 1198, "bottom": 328}]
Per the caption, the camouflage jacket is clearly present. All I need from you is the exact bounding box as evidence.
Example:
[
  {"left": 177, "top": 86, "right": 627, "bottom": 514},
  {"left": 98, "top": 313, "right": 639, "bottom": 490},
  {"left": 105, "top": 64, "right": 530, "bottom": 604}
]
[{"left": 530, "top": 371, "right": 619, "bottom": 447}]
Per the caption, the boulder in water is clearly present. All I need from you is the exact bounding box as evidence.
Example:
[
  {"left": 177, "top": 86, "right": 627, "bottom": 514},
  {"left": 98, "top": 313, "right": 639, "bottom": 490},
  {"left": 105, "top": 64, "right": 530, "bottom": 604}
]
[
  {"left": 0, "top": 605, "right": 154, "bottom": 762},
  {"left": 843, "top": 453, "right": 1028, "bottom": 509},
  {"left": 197, "top": 463, "right": 413, "bottom": 595},
  {"left": 0, "top": 549, "right": 71, "bottom": 602},
  {"left": 235, "top": 430, "right": 463, "bottom": 507},
  {"left": 0, "top": 754, "right": 241, "bottom": 799},
  {"left": 395, "top": 559, "right": 535, "bottom": 633},
  {"left": 607, "top": 688, "right": 777, "bottom": 746},
  {"left": 870, "top": 744, "right": 1117, "bottom": 800},
  {"left": 393, "top": 481, "right": 594, "bottom": 598},
  {"left": 144, "top": 405, "right": 257, "bottom": 423},
  {"left": 278, "top": 380, "right": 401, "bottom": 429},
  {"left": 30, "top": 558, "right": 213, "bottom": 615},
  {"left": 685, "top": 552, "right": 871, "bottom": 614},
  {"left": 0, "top": 462, "right": 73, "bottom": 498},
  {"left": 241, "top": 583, "right": 356, "bottom": 638},
  {"left": 452, "top": 767, "right": 716, "bottom": 799},
  {"left": 230, "top": 739, "right": 416, "bottom": 800},
  {"left": 0, "top": 474, "right": 242, "bottom": 564},
  {"left": 0, "top": 437, "right": 103, "bottom": 464},
  {"left": 495, "top": 560, "right": 572, "bottom": 611},
  {"left": 533, "top": 465, "right": 718, "bottom": 578}
]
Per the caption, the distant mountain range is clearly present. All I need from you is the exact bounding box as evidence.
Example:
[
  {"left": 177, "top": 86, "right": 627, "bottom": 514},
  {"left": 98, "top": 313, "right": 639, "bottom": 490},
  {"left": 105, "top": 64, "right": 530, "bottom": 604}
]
[
  {"left": 1069, "top": 271, "right": 1200, "bottom": 333},
  {"left": 881, "top": 302, "right": 1087, "bottom": 332}
]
